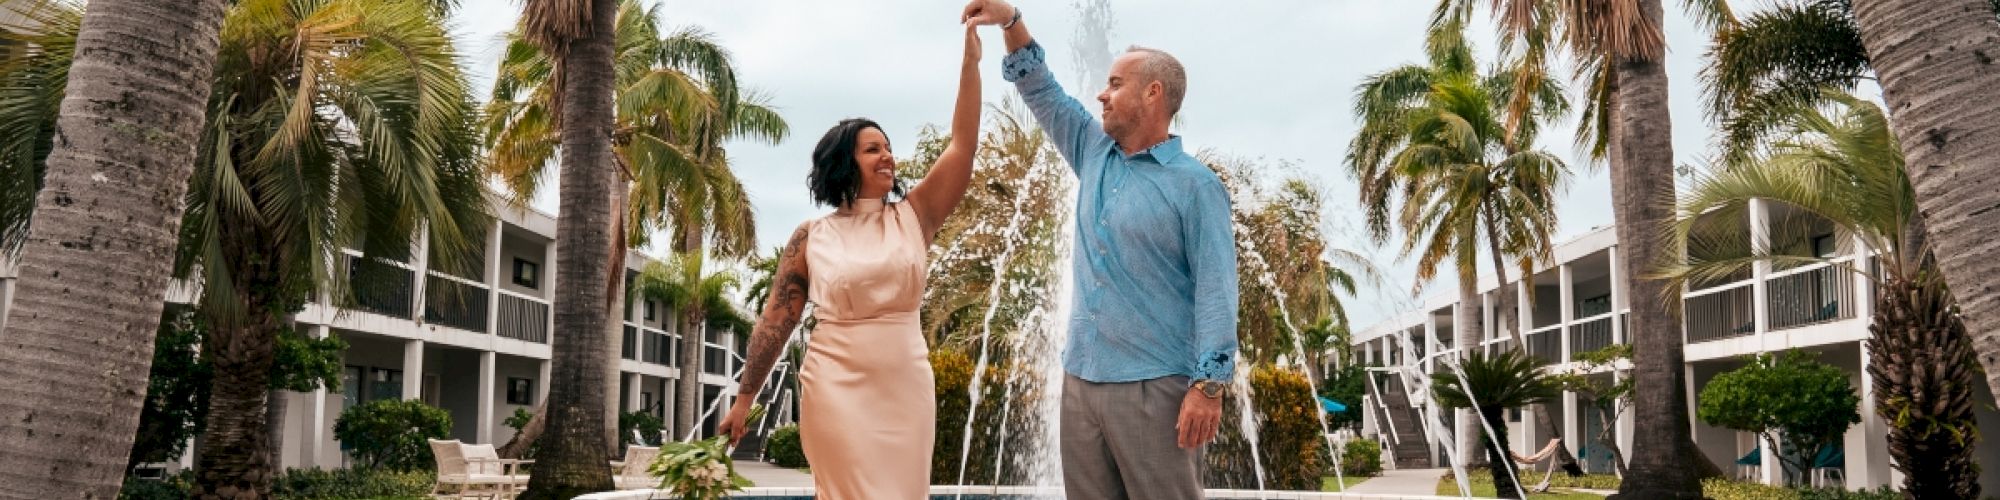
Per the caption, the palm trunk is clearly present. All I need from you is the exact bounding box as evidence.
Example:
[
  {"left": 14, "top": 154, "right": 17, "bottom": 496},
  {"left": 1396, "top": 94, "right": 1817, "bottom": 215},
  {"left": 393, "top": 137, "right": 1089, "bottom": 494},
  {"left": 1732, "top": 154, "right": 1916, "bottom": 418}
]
[
  {"left": 519, "top": 0, "right": 622, "bottom": 496},
  {"left": 1454, "top": 265, "right": 1485, "bottom": 466},
  {"left": 1868, "top": 277, "right": 1981, "bottom": 498},
  {"left": 192, "top": 280, "right": 284, "bottom": 499},
  {"left": 1482, "top": 407, "right": 1524, "bottom": 499},
  {"left": 1851, "top": 0, "right": 2000, "bottom": 406},
  {"left": 0, "top": 1, "right": 226, "bottom": 496},
  {"left": 1607, "top": 1, "right": 1716, "bottom": 497},
  {"left": 673, "top": 228, "right": 710, "bottom": 441},
  {"left": 1484, "top": 211, "right": 1584, "bottom": 476}
]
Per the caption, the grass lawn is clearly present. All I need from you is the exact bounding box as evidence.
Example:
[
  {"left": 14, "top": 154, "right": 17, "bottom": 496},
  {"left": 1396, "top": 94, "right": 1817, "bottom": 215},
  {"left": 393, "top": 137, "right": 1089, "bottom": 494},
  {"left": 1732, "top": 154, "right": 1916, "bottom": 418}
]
[
  {"left": 1436, "top": 473, "right": 1608, "bottom": 499},
  {"left": 1321, "top": 475, "right": 1370, "bottom": 491}
]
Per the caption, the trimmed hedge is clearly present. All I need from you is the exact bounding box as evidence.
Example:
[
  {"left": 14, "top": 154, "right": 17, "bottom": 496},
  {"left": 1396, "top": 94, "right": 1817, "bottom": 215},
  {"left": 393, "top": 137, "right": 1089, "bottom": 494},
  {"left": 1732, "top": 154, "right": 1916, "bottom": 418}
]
[
  {"left": 766, "top": 424, "right": 808, "bottom": 468},
  {"left": 1337, "top": 438, "right": 1383, "bottom": 477}
]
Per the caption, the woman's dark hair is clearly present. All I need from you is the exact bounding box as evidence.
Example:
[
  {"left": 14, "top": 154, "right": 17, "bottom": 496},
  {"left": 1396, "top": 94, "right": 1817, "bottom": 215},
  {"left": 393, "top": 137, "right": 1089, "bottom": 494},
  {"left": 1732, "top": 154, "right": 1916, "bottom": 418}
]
[{"left": 809, "top": 118, "right": 904, "bottom": 207}]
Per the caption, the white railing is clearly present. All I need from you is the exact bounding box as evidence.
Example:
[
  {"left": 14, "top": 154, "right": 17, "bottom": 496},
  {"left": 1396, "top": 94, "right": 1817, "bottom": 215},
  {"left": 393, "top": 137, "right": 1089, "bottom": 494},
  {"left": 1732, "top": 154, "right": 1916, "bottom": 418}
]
[
  {"left": 1526, "top": 325, "right": 1562, "bottom": 365},
  {"left": 495, "top": 289, "right": 550, "bottom": 343},
  {"left": 1765, "top": 258, "right": 1860, "bottom": 331},
  {"left": 1567, "top": 312, "right": 1616, "bottom": 359},
  {"left": 1684, "top": 279, "right": 1756, "bottom": 344}
]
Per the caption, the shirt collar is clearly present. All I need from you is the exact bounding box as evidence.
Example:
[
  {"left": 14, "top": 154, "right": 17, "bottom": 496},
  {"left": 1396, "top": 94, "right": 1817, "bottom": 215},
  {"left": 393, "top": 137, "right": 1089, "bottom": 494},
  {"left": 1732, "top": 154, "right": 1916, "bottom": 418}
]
[{"left": 1123, "top": 135, "right": 1185, "bottom": 164}]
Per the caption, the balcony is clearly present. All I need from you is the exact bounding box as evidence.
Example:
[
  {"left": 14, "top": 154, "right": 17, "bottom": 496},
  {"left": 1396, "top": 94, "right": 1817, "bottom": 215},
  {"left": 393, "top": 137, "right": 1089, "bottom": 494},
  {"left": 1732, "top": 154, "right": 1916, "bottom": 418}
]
[
  {"left": 496, "top": 291, "right": 550, "bottom": 343},
  {"left": 622, "top": 325, "right": 638, "bottom": 360},
  {"left": 704, "top": 342, "right": 729, "bottom": 376},
  {"left": 348, "top": 256, "right": 414, "bottom": 319},
  {"left": 1525, "top": 326, "right": 1561, "bottom": 366},
  {"left": 1567, "top": 313, "right": 1616, "bottom": 358},
  {"left": 645, "top": 331, "right": 677, "bottom": 367},
  {"left": 1685, "top": 281, "right": 1755, "bottom": 344},
  {"left": 423, "top": 274, "right": 488, "bottom": 333},
  {"left": 1766, "top": 261, "right": 1859, "bottom": 331}
]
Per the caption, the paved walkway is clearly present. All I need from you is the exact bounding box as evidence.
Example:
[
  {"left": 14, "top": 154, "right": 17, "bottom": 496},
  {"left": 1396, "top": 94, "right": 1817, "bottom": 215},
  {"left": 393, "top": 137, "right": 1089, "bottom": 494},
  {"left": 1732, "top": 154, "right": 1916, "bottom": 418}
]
[
  {"left": 1343, "top": 468, "right": 1450, "bottom": 496},
  {"left": 735, "top": 461, "right": 814, "bottom": 488}
]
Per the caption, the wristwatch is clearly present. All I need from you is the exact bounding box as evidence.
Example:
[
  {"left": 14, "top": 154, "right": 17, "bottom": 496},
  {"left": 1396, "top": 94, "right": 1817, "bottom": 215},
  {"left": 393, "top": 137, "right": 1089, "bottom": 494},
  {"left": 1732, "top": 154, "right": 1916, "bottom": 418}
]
[
  {"left": 1001, "top": 7, "right": 1022, "bottom": 30},
  {"left": 1192, "top": 379, "right": 1226, "bottom": 399}
]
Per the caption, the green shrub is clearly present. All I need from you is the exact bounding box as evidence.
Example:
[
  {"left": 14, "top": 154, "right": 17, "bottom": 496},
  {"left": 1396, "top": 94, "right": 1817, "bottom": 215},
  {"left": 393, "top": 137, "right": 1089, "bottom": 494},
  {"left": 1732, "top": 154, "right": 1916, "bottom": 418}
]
[
  {"left": 118, "top": 471, "right": 194, "bottom": 500},
  {"left": 1249, "top": 364, "right": 1327, "bottom": 490},
  {"left": 1702, "top": 478, "right": 1801, "bottom": 500},
  {"left": 766, "top": 424, "right": 807, "bottom": 468},
  {"left": 929, "top": 349, "right": 1035, "bottom": 485},
  {"left": 271, "top": 468, "right": 433, "bottom": 499},
  {"left": 1337, "top": 438, "right": 1383, "bottom": 477},
  {"left": 620, "top": 410, "right": 665, "bottom": 446},
  {"left": 333, "top": 399, "right": 452, "bottom": 471},
  {"left": 1794, "top": 486, "right": 1901, "bottom": 500},
  {"left": 503, "top": 407, "right": 534, "bottom": 431}
]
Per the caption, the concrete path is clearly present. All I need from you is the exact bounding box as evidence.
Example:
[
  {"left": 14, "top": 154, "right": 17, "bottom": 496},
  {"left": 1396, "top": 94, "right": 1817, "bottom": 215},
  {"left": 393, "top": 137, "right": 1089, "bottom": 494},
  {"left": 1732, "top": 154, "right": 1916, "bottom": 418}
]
[
  {"left": 735, "top": 461, "right": 814, "bottom": 488},
  {"left": 1342, "top": 468, "right": 1450, "bottom": 496}
]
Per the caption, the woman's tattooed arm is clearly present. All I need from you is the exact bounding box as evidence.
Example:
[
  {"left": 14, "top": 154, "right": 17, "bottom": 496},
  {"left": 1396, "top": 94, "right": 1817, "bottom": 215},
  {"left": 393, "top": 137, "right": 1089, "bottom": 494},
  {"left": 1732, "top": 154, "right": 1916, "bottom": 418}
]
[{"left": 735, "top": 224, "right": 812, "bottom": 400}]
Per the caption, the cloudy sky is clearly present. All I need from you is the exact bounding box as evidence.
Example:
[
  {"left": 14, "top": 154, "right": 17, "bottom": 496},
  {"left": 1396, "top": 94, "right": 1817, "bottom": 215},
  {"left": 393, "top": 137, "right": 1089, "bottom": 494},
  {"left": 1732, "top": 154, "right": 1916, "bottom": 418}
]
[{"left": 450, "top": 0, "right": 1726, "bottom": 330}]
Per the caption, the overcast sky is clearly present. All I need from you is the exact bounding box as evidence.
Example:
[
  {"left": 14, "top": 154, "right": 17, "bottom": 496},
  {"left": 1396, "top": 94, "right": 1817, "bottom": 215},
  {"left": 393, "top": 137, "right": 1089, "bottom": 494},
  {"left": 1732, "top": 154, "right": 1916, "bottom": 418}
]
[{"left": 450, "top": 0, "right": 1729, "bottom": 330}]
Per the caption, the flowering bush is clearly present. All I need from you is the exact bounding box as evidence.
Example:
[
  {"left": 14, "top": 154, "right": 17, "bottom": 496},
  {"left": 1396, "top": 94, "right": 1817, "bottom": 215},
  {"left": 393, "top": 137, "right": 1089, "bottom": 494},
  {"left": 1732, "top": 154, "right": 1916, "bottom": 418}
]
[{"left": 648, "top": 435, "right": 753, "bottom": 499}]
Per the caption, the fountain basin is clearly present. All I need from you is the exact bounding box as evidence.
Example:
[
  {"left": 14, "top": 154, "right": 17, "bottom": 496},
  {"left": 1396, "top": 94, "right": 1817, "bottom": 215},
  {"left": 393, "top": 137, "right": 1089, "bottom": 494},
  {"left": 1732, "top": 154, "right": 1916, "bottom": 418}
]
[{"left": 575, "top": 486, "right": 1458, "bottom": 499}]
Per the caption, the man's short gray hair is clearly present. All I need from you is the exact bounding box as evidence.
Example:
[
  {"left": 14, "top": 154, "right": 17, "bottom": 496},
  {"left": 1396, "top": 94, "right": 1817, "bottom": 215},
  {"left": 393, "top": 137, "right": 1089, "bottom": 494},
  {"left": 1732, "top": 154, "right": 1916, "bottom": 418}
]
[{"left": 1124, "top": 45, "right": 1187, "bottom": 116}]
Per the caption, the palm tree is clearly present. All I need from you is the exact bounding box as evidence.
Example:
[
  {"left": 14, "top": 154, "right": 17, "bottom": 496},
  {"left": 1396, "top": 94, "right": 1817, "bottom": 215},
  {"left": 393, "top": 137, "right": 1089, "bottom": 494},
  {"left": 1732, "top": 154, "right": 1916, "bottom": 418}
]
[
  {"left": 1660, "top": 90, "right": 1981, "bottom": 497},
  {"left": 2, "top": 0, "right": 485, "bottom": 495},
  {"left": 635, "top": 251, "right": 741, "bottom": 437},
  {"left": 0, "top": 0, "right": 226, "bottom": 496},
  {"left": 1841, "top": 0, "right": 2000, "bottom": 409},
  {"left": 514, "top": 0, "right": 622, "bottom": 494},
  {"left": 485, "top": 0, "right": 784, "bottom": 443},
  {"left": 743, "top": 246, "right": 782, "bottom": 312},
  {"left": 1346, "top": 24, "right": 1568, "bottom": 465},
  {"left": 1452, "top": 0, "right": 1737, "bottom": 494},
  {"left": 1430, "top": 349, "right": 1561, "bottom": 499}
]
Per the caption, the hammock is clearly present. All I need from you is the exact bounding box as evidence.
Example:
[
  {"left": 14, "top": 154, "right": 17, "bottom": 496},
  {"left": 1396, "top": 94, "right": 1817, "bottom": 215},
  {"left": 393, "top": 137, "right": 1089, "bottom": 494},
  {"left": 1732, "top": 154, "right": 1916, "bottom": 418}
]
[{"left": 1507, "top": 438, "right": 1564, "bottom": 492}]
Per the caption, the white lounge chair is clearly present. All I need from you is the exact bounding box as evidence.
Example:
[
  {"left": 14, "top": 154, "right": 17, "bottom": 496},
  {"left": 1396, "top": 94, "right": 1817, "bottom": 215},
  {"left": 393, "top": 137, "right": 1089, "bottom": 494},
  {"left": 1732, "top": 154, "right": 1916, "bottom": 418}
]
[
  {"left": 430, "top": 439, "right": 527, "bottom": 499},
  {"left": 609, "top": 445, "right": 661, "bottom": 490}
]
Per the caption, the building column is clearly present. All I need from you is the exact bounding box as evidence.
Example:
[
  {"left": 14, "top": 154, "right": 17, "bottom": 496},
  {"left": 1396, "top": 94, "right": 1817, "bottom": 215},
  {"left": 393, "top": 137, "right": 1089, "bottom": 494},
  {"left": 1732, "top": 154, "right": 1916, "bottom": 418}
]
[
  {"left": 412, "top": 224, "right": 431, "bottom": 324},
  {"left": 625, "top": 372, "right": 643, "bottom": 413},
  {"left": 304, "top": 325, "right": 332, "bottom": 468},
  {"left": 1849, "top": 343, "right": 1891, "bottom": 488},
  {"left": 484, "top": 219, "right": 504, "bottom": 333},
  {"left": 477, "top": 351, "right": 496, "bottom": 444},
  {"left": 1608, "top": 246, "right": 1626, "bottom": 345},
  {"left": 1615, "top": 370, "right": 1634, "bottom": 466},
  {"left": 1558, "top": 264, "right": 1575, "bottom": 363},
  {"left": 1749, "top": 199, "right": 1772, "bottom": 345},
  {"left": 403, "top": 340, "right": 424, "bottom": 402},
  {"left": 537, "top": 359, "right": 552, "bottom": 408}
]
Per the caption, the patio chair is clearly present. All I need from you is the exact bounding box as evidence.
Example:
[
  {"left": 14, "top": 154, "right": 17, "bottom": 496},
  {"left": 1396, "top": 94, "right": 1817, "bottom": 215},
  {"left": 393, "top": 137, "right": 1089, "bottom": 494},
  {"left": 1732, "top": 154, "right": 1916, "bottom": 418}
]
[
  {"left": 610, "top": 445, "right": 661, "bottom": 490},
  {"left": 462, "top": 442, "right": 533, "bottom": 487},
  {"left": 1809, "top": 445, "right": 1846, "bottom": 488},
  {"left": 429, "top": 439, "right": 516, "bottom": 499},
  {"left": 1734, "top": 447, "right": 1761, "bottom": 482}
]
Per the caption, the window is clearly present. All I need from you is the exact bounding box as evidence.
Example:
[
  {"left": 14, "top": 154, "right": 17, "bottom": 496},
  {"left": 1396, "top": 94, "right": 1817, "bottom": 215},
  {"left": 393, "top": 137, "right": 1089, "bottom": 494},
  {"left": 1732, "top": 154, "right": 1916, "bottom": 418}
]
[
  {"left": 1577, "top": 295, "right": 1612, "bottom": 317},
  {"left": 644, "top": 300, "right": 656, "bottom": 321},
  {"left": 1509, "top": 407, "right": 1522, "bottom": 423},
  {"left": 369, "top": 368, "right": 403, "bottom": 401},
  {"left": 341, "top": 366, "right": 364, "bottom": 408},
  {"left": 513, "top": 258, "right": 539, "bottom": 289},
  {"left": 508, "top": 377, "right": 535, "bottom": 405},
  {"left": 1811, "top": 234, "right": 1839, "bottom": 259}
]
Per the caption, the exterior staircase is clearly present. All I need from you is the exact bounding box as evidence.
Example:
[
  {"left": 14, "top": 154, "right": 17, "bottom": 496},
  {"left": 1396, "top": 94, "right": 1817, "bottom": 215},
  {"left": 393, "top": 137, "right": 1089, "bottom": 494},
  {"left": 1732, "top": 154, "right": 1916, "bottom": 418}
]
[{"left": 1374, "top": 375, "right": 1433, "bottom": 469}]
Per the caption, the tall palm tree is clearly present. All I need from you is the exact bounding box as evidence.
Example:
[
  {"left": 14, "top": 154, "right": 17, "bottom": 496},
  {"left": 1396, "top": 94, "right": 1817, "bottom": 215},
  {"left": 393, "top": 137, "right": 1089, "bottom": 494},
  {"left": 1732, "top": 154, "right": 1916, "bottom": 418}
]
[
  {"left": 1430, "top": 349, "right": 1561, "bottom": 499},
  {"left": 1842, "top": 0, "right": 2000, "bottom": 408},
  {"left": 513, "top": 0, "right": 622, "bottom": 494},
  {"left": 2, "top": 1, "right": 486, "bottom": 496},
  {"left": 0, "top": 0, "right": 226, "bottom": 496},
  {"left": 485, "top": 0, "right": 783, "bottom": 442},
  {"left": 1661, "top": 91, "right": 1981, "bottom": 497},
  {"left": 635, "top": 251, "right": 742, "bottom": 435},
  {"left": 1346, "top": 23, "right": 1568, "bottom": 464},
  {"left": 1455, "top": 0, "right": 1736, "bottom": 494}
]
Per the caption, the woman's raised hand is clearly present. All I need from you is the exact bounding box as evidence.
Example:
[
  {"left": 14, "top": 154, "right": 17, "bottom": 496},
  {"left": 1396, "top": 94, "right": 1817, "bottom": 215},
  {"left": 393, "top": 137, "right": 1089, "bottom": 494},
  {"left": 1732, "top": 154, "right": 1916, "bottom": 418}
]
[{"left": 963, "top": 23, "right": 983, "bottom": 64}]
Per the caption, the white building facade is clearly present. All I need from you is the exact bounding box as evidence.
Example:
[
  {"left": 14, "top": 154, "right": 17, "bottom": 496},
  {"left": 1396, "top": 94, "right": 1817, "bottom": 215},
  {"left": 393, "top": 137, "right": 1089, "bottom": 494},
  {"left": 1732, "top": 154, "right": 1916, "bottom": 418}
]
[
  {"left": 99, "top": 192, "right": 783, "bottom": 471},
  {"left": 1351, "top": 200, "right": 2000, "bottom": 492}
]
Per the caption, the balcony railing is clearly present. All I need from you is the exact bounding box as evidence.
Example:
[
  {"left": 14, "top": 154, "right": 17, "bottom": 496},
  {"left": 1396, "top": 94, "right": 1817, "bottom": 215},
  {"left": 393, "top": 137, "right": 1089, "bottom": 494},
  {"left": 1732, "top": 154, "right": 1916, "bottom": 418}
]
[
  {"left": 622, "top": 325, "right": 638, "bottom": 360},
  {"left": 496, "top": 292, "right": 550, "bottom": 343},
  {"left": 1568, "top": 313, "right": 1615, "bottom": 359},
  {"left": 1685, "top": 281, "right": 1755, "bottom": 344},
  {"left": 1526, "top": 326, "right": 1561, "bottom": 366},
  {"left": 348, "top": 256, "right": 414, "bottom": 319},
  {"left": 1766, "top": 262, "right": 1858, "bottom": 331},
  {"left": 704, "top": 343, "right": 728, "bottom": 376},
  {"left": 423, "top": 275, "right": 488, "bottom": 333}
]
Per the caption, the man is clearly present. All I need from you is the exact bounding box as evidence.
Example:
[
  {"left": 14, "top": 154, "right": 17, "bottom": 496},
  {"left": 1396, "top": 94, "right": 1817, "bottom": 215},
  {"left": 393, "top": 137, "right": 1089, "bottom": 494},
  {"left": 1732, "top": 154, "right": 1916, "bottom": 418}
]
[{"left": 964, "top": 2, "right": 1240, "bottom": 499}]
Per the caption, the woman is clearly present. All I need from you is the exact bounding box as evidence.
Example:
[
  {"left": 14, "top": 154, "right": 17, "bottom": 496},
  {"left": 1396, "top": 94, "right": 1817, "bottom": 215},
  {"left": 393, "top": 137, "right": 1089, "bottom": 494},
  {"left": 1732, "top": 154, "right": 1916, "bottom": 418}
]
[{"left": 716, "top": 25, "right": 983, "bottom": 498}]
